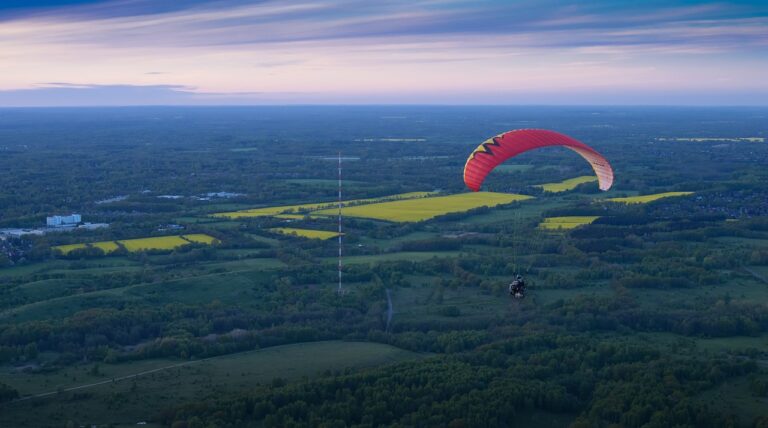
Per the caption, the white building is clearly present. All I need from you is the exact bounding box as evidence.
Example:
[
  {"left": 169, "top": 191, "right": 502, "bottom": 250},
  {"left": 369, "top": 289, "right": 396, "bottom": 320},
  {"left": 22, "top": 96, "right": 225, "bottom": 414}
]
[{"left": 46, "top": 214, "right": 81, "bottom": 228}]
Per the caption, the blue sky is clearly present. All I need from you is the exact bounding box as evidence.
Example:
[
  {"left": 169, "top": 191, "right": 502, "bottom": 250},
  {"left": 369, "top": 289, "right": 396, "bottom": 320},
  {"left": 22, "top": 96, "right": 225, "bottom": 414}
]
[{"left": 0, "top": 0, "right": 766, "bottom": 106}]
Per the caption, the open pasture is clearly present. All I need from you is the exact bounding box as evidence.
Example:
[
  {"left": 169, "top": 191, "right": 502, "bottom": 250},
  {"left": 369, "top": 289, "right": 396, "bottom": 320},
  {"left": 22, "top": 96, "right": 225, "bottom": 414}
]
[
  {"left": 534, "top": 175, "right": 597, "bottom": 192},
  {"left": 606, "top": 191, "right": 693, "bottom": 204},
  {"left": 270, "top": 227, "right": 340, "bottom": 240},
  {"left": 211, "top": 191, "right": 435, "bottom": 219},
  {"left": 0, "top": 341, "right": 422, "bottom": 428},
  {"left": 314, "top": 192, "right": 532, "bottom": 222},
  {"left": 539, "top": 216, "right": 600, "bottom": 230}
]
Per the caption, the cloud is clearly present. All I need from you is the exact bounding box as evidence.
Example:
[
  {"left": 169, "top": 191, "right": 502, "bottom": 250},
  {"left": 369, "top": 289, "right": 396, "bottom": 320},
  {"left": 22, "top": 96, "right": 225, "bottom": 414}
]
[
  {"left": 0, "top": 0, "right": 766, "bottom": 105},
  {"left": 0, "top": 84, "right": 197, "bottom": 106},
  {"left": 1, "top": 82, "right": 766, "bottom": 106}
]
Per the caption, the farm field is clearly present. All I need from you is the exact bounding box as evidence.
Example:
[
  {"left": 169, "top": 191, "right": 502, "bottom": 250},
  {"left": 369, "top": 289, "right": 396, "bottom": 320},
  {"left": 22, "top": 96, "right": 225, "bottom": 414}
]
[
  {"left": 606, "top": 191, "right": 694, "bottom": 204},
  {"left": 538, "top": 216, "right": 600, "bottom": 230},
  {"left": 53, "top": 241, "right": 120, "bottom": 255},
  {"left": 0, "top": 341, "right": 423, "bottom": 428},
  {"left": 314, "top": 192, "right": 533, "bottom": 222},
  {"left": 534, "top": 175, "right": 597, "bottom": 192},
  {"left": 212, "top": 191, "right": 435, "bottom": 219},
  {"left": 53, "top": 234, "right": 218, "bottom": 254},
  {"left": 270, "top": 227, "right": 340, "bottom": 240},
  {"left": 119, "top": 236, "right": 203, "bottom": 252},
  {"left": 274, "top": 214, "right": 308, "bottom": 219},
  {"left": 181, "top": 234, "right": 218, "bottom": 245}
]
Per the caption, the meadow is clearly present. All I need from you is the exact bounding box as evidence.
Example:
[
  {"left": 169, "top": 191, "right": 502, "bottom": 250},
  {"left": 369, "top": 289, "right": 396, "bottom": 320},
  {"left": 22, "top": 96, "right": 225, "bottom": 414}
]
[
  {"left": 0, "top": 341, "right": 422, "bottom": 428},
  {"left": 313, "top": 192, "right": 533, "bottom": 222},
  {"left": 606, "top": 191, "right": 694, "bottom": 204},
  {"left": 211, "top": 191, "right": 435, "bottom": 219},
  {"left": 534, "top": 175, "right": 597, "bottom": 192}
]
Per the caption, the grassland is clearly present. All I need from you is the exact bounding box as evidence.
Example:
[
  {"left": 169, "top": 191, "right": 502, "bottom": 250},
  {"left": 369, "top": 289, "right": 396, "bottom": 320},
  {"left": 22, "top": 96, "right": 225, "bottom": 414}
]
[
  {"left": 212, "top": 191, "right": 435, "bottom": 219},
  {"left": 270, "top": 227, "right": 340, "bottom": 240},
  {"left": 0, "top": 341, "right": 422, "bottom": 428},
  {"left": 538, "top": 216, "right": 600, "bottom": 230},
  {"left": 534, "top": 175, "right": 597, "bottom": 192},
  {"left": 606, "top": 191, "right": 694, "bottom": 204},
  {"left": 53, "top": 234, "right": 218, "bottom": 255},
  {"left": 314, "top": 192, "right": 533, "bottom": 222}
]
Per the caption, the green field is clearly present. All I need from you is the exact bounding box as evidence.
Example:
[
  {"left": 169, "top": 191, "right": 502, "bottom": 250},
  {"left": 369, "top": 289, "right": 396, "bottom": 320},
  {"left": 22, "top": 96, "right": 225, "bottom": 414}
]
[
  {"left": 534, "top": 175, "right": 597, "bottom": 192},
  {"left": 314, "top": 192, "right": 533, "bottom": 222},
  {"left": 0, "top": 341, "right": 423, "bottom": 428}
]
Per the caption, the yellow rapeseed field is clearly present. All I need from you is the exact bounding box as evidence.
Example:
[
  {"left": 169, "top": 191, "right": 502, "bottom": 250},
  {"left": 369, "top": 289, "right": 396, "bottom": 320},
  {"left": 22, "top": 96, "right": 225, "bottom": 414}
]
[
  {"left": 270, "top": 228, "right": 340, "bottom": 240},
  {"left": 314, "top": 192, "right": 532, "bottom": 222},
  {"left": 92, "top": 241, "right": 120, "bottom": 253},
  {"left": 118, "top": 236, "right": 195, "bottom": 252},
  {"left": 606, "top": 191, "right": 693, "bottom": 204},
  {"left": 53, "top": 243, "right": 88, "bottom": 255},
  {"left": 539, "top": 216, "right": 600, "bottom": 230},
  {"left": 182, "top": 234, "right": 218, "bottom": 245},
  {"left": 54, "top": 241, "right": 120, "bottom": 255},
  {"left": 273, "top": 214, "right": 307, "bottom": 220},
  {"left": 212, "top": 191, "right": 435, "bottom": 219},
  {"left": 534, "top": 175, "right": 597, "bottom": 192},
  {"left": 54, "top": 234, "right": 218, "bottom": 255}
]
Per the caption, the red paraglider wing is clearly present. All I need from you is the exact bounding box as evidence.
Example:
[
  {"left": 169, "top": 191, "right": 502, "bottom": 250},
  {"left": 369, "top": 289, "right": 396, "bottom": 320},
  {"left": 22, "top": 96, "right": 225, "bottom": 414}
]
[{"left": 463, "top": 129, "right": 614, "bottom": 192}]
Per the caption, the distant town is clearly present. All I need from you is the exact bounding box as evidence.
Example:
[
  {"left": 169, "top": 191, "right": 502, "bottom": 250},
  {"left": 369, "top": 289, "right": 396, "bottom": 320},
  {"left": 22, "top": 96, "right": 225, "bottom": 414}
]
[{"left": 0, "top": 213, "right": 108, "bottom": 239}]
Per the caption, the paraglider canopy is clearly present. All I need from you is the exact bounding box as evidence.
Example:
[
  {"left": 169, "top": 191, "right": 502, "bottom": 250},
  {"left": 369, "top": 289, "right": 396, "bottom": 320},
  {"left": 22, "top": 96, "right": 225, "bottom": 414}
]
[{"left": 463, "top": 129, "right": 614, "bottom": 192}]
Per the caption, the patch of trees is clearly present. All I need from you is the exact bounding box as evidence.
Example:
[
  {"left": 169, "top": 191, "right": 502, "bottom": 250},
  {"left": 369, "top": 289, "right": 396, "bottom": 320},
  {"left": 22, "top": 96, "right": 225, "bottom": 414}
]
[
  {"left": 0, "top": 382, "right": 19, "bottom": 403},
  {"left": 161, "top": 333, "right": 758, "bottom": 428}
]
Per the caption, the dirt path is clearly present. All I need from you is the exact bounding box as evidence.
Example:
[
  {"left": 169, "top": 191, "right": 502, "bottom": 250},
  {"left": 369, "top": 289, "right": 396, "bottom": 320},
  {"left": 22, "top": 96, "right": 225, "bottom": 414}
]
[
  {"left": 744, "top": 267, "right": 768, "bottom": 284},
  {"left": 5, "top": 348, "right": 247, "bottom": 404}
]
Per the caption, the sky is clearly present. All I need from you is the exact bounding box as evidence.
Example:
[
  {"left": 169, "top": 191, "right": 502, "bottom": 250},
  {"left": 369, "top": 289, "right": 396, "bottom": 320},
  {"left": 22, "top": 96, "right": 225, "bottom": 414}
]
[{"left": 0, "top": 0, "right": 766, "bottom": 106}]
